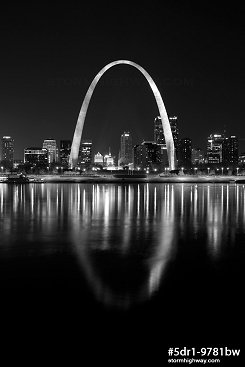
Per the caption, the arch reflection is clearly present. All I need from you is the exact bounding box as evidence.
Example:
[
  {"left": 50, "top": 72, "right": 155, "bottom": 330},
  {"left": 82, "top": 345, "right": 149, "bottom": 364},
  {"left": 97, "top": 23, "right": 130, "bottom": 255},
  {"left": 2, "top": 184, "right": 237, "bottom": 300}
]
[{"left": 71, "top": 184, "right": 176, "bottom": 309}]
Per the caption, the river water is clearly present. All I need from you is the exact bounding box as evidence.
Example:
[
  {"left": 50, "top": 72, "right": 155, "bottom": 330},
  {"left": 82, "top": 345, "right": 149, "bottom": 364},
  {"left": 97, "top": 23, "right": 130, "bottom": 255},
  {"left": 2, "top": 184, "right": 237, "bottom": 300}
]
[{"left": 0, "top": 183, "right": 244, "bottom": 362}]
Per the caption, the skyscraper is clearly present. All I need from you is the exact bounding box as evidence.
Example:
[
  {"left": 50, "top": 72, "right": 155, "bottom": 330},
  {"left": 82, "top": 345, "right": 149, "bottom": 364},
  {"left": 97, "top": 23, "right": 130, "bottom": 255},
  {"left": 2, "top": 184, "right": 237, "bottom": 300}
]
[
  {"left": 222, "top": 136, "right": 239, "bottom": 166},
  {"left": 169, "top": 116, "right": 179, "bottom": 158},
  {"left": 78, "top": 140, "right": 92, "bottom": 168},
  {"left": 154, "top": 116, "right": 165, "bottom": 145},
  {"left": 118, "top": 132, "right": 133, "bottom": 166},
  {"left": 133, "top": 141, "right": 161, "bottom": 171},
  {"left": 207, "top": 134, "right": 225, "bottom": 165},
  {"left": 178, "top": 138, "right": 192, "bottom": 168},
  {"left": 153, "top": 116, "right": 179, "bottom": 160},
  {"left": 42, "top": 139, "right": 58, "bottom": 164},
  {"left": 1, "top": 136, "right": 14, "bottom": 168},
  {"left": 60, "top": 140, "right": 71, "bottom": 167}
]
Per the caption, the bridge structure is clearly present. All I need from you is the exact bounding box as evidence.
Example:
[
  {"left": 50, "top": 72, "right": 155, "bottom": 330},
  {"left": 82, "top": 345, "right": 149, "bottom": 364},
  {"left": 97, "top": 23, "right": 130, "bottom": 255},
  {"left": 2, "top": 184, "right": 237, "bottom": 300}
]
[{"left": 69, "top": 60, "right": 176, "bottom": 171}]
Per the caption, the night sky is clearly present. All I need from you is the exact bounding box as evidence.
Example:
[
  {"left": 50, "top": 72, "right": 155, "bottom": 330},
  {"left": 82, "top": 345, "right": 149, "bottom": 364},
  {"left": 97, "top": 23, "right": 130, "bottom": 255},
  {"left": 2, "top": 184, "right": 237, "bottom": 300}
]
[{"left": 0, "top": 2, "right": 244, "bottom": 159}]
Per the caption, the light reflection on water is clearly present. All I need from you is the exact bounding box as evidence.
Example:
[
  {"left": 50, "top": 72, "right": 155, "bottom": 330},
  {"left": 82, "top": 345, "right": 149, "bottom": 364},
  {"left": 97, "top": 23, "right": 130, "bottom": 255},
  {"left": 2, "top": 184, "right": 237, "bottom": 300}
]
[{"left": 0, "top": 183, "right": 245, "bottom": 308}]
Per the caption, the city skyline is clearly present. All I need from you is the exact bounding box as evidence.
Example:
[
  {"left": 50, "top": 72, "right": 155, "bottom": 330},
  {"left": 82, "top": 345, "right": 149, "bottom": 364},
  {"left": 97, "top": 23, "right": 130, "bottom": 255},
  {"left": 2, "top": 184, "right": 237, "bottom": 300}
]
[
  {"left": 0, "top": 120, "right": 241, "bottom": 172},
  {"left": 0, "top": 113, "right": 243, "bottom": 164},
  {"left": 1, "top": 98, "right": 244, "bottom": 161}
]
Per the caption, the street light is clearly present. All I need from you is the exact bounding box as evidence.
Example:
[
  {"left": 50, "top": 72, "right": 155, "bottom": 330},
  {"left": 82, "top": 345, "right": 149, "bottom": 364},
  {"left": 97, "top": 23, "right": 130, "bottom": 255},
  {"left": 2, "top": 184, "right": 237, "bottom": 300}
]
[
  {"left": 221, "top": 167, "right": 224, "bottom": 175},
  {"left": 207, "top": 167, "right": 210, "bottom": 175},
  {"left": 236, "top": 167, "right": 239, "bottom": 175},
  {"left": 194, "top": 167, "right": 197, "bottom": 175}
]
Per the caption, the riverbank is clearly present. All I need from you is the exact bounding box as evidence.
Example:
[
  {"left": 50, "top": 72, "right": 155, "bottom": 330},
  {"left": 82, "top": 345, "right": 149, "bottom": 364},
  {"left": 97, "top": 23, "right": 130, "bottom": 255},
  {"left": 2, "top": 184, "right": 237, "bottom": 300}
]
[{"left": 19, "top": 174, "right": 245, "bottom": 183}]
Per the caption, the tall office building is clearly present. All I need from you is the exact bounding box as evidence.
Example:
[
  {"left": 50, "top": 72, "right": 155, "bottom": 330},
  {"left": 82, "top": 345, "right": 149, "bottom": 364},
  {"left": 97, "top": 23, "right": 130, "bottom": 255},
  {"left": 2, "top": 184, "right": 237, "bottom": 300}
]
[
  {"left": 1, "top": 136, "right": 14, "bottom": 167},
  {"left": 207, "top": 134, "right": 225, "bottom": 165},
  {"left": 133, "top": 141, "right": 161, "bottom": 171},
  {"left": 43, "top": 139, "right": 58, "bottom": 164},
  {"left": 178, "top": 138, "right": 192, "bottom": 168},
  {"left": 153, "top": 116, "right": 179, "bottom": 159},
  {"left": 222, "top": 136, "right": 239, "bottom": 166},
  {"left": 60, "top": 140, "right": 71, "bottom": 167},
  {"left": 118, "top": 131, "right": 133, "bottom": 166},
  {"left": 154, "top": 116, "right": 165, "bottom": 144},
  {"left": 24, "top": 148, "right": 48, "bottom": 165},
  {"left": 78, "top": 139, "right": 92, "bottom": 168},
  {"left": 169, "top": 116, "right": 179, "bottom": 158},
  {"left": 192, "top": 148, "right": 204, "bottom": 165}
]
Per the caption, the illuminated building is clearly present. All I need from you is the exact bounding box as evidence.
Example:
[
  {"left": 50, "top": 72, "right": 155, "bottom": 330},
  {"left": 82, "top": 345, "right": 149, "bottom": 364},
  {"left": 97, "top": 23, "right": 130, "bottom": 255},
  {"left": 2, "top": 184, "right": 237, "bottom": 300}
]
[
  {"left": 42, "top": 139, "right": 58, "bottom": 164},
  {"left": 158, "top": 145, "right": 169, "bottom": 168},
  {"left": 94, "top": 152, "right": 103, "bottom": 166},
  {"left": 104, "top": 148, "right": 114, "bottom": 167},
  {"left": 78, "top": 139, "right": 92, "bottom": 168},
  {"left": 24, "top": 148, "right": 48, "bottom": 165},
  {"left": 1, "top": 136, "right": 14, "bottom": 167},
  {"left": 154, "top": 116, "right": 165, "bottom": 145},
  {"left": 13, "top": 160, "right": 24, "bottom": 169},
  {"left": 192, "top": 148, "right": 204, "bottom": 165},
  {"left": 207, "top": 134, "right": 225, "bottom": 164},
  {"left": 118, "top": 131, "right": 133, "bottom": 166},
  {"left": 133, "top": 141, "right": 161, "bottom": 171},
  {"left": 238, "top": 153, "right": 245, "bottom": 166},
  {"left": 169, "top": 116, "right": 179, "bottom": 159},
  {"left": 222, "top": 136, "right": 238, "bottom": 166},
  {"left": 178, "top": 138, "right": 192, "bottom": 168},
  {"left": 60, "top": 140, "right": 71, "bottom": 166},
  {"left": 154, "top": 115, "right": 179, "bottom": 162}
]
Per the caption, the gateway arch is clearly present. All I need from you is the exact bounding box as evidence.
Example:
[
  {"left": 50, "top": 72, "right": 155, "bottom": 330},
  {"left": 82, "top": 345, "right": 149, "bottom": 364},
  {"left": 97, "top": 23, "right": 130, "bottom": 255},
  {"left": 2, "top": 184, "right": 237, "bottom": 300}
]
[{"left": 69, "top": 60, "right": 176, "bottom": 170}]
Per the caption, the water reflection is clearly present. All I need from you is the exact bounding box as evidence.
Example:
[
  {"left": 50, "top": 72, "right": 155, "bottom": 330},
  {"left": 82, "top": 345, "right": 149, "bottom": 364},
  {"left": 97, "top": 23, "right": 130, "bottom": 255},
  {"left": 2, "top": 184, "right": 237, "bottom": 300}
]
[
  {"left": 0, "top": 183, "right": 245, "bottom": 308},
  {"left": 70, "top": 184, "right": 176, "bottom": 308}
]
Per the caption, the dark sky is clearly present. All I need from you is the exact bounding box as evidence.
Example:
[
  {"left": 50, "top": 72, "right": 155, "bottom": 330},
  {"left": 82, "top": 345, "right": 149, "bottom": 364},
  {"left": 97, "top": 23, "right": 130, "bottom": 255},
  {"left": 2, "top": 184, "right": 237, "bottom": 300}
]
[{"left": 0, "top": 1, "right": 244, "bottom": 159}]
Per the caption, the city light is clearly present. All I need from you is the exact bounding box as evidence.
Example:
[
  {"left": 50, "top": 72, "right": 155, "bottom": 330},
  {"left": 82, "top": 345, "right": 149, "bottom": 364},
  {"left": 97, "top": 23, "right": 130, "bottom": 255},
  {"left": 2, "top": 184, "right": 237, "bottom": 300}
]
[{"left": 0, "top": 104, "right": 242, "bottom": 177}]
